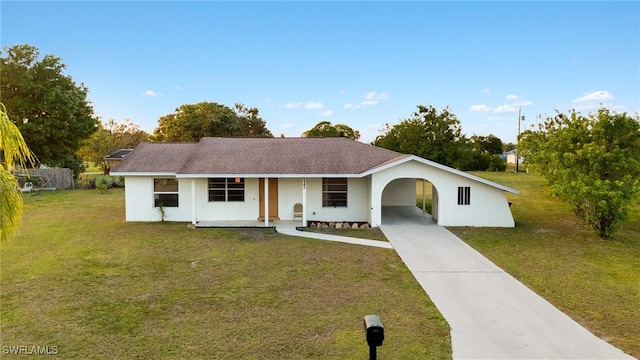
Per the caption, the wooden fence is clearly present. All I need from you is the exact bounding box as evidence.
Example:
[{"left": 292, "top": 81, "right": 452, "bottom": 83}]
[{"left": 15, "top": 168, "right": 75, "bottom": 189}]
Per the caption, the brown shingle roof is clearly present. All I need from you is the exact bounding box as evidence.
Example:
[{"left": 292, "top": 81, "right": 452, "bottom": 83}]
[
  {"left": 113, "top": 137, "right": 407, "bottom": 175},
  {"left": 112, "top": 142, "right": 198, "bottom": 173}
]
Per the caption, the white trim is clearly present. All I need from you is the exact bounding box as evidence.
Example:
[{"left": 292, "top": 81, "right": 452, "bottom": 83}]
[
  {"left": 175, "top": 173, "right": 363, "bottom": 179},
  {"left": 111, "top": 172, "right": 175, "bottom": 177},
  {"left": 361, "top": 155, "right": 520, "bottom": 194}
]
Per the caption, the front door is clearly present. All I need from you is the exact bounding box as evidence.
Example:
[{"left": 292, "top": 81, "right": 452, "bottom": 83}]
[{"left": 258, "top": 178, "right": 279, "bottom": 220}]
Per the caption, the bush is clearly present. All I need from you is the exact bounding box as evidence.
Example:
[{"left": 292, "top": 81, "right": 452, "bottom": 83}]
[{"left": 88, "top": 176, "right": 125, "bottom": 191}]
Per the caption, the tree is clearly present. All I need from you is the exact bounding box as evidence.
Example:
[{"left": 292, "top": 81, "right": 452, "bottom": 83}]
[
  {"left": 79, "top": 119, "right": 149, "bottom": 171},
  {"left": 1, "top": 104, "right": 35, "bottom": 241},
  {"left": 464, "top": 134, "right": 506, "bottom": 171},
  {"left": 374, "top": 105, "right": 469, "bottom": 168},
  {"left": 0, "top": 44, "right": 99, "bottom": 177},
  {"left": 471, "top": 134, "right": 504, "bottom": 155},
  {"left": 302, "top": 121, "right": 361, "bottom": 140},
  {"left": 153, "top": 102, "right": 273, "bottom": 141},
  {"left": 520, "top": 109, "right": 640, "bottom": 238}
]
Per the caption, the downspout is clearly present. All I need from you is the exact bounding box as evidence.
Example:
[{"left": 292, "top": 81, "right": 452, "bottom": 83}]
[
  {"left": 302, "top": 178, "right": 307, "bottom": 226},
  {"left": 191, "top": 178, "right": 197, "bottom": 225}
]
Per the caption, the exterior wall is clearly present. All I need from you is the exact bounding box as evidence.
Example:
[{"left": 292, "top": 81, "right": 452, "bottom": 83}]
[
  {"left": 123, "top": 177, "right": 192, "bottom": 222},
  {"left": 124, "top": 176, "right": 370, "bottom": 223},
  {"left": 304, "top": 177, "right": 369, "bottom": 223},
  {"left": 370, "top": 160, "right": 515, "bottom": 227},
  {"left": 194, "top": 178, "right": 261, "bottom": 221},
  {"left": 431, "top": 184, "right": 439, "bottom": 221},
  {"left": 381, "top": 178, "right": 416, "bottom": 206}
]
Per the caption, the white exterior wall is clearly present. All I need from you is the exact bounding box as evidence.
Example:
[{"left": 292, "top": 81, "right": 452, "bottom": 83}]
[
  {"left": 123, "top": 176, "right": 370, "bottom": 223},
  {"left": 381, "top": 178, "right": 416, "bottom": 206},
  {"left": 370, "top": 160, "right": 515, "bottom": 227},
  {"left": 304, "top": 177, "right": 369, "bottom": 222},
  {"left": 278, "top": 178, "right": 304, "bottom": 220},
  {"left": 194, "top": 178, "right": 261, "bottom": 221},
  {"left": 123, "top": 177, "right": 192, "bottom": 222}
]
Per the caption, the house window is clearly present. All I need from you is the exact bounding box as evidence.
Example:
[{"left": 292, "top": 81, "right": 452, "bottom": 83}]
[
  {"left": 457, "top": 186, "right": 471, "bottom": 205},
  {"left": 154, "top": 178, "right": 179, "bottom": 207},
  {"left": 322, "top": 178, "right": 347, "bottom": 207},
  {"left": 208, "top": 178, "right": 245, "bottom": 202}
]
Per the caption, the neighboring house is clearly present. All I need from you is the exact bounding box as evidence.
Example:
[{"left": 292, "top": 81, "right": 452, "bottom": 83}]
[
  {"left": 503, "top": 149, "right": 524, "bottom": 165},
  {"left": 111, "top": 137, "right": 519, "bottom": 227},
  {"left": 104, "top": 149, "right": 134, "bottom": 173}
]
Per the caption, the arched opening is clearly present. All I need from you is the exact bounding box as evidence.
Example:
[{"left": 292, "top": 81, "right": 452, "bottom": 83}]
[{"left": 380, "top": 177, "right": 439, "bottom": 225}]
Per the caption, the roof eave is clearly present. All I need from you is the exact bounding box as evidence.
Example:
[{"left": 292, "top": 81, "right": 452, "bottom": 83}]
[{"left": 362, "top": 155, "right": 520, "bottom": 194}]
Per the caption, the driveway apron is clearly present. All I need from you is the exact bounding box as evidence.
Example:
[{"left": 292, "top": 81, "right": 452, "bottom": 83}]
[{"left": 380, "top": 206, "right": 633, "bottom": 360}]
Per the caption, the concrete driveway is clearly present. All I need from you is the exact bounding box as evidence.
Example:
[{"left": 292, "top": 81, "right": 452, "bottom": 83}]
[{"left": 380, "top": 206, "right": 633, "bottom": 360}]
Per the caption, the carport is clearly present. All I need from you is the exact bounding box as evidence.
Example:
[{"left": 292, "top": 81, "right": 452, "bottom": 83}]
[{"left": 365, "top": 156, "right": 518, "bottom": 227}]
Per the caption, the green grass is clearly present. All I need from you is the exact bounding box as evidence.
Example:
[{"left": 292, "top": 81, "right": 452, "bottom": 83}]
[
  {"left": 445, "top": 172, "right": 640, "bottom": 358},
  {"left": 1, "top": 189, "right": 451, "bottom": 359}
]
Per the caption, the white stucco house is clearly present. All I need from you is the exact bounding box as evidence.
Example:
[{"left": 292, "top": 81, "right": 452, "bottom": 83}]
[{"left": 111, "top": 137, "right": 519, "bottom": 227}]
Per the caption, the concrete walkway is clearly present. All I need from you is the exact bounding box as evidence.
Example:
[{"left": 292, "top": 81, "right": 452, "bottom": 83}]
[
  {"left": 380, "top": 206, "right": 633, "bottom": 360},
  {"left": 275, "top": 226, "right": 394, "bottom": 249}
]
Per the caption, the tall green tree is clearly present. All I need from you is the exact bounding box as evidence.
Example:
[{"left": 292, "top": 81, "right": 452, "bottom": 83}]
[
  {"left": 0, "top": 104, "right": 35, "bottom": 241},
  {"left": 153, "top": 102, "right": 273, "bottom": 141},
  {"left": 374, "top": 105, "right": 469, "bottom": 168},
  {"left": 302, "top": 121, "right": 361, "bottom": 140},
  {"left": 0, "top": 44, "right": 99, "bottom": 177},
  {"left": 520, "top": 109, "right": 640, "bottom": 238},
  {"left": 79, "top": 119, "right": 150, "bottom": 170}
]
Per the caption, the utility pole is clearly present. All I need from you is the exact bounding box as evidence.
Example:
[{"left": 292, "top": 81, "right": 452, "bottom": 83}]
[{"left": 516, "top": 107, "right": 524, "bottom": 172}]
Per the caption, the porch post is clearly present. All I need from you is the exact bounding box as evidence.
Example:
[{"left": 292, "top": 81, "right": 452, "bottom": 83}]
[
  {"left": 302, "top": 178, "right": 307, "bottom": 226},
  {"left": 422, "top": 179, "right": 426, "bottom": 213},
  {"left": 264, "top": 177, "right": 269, "bottom": 227},
  {"left": 191, "top": 178, "right": 197, "bottom": 225}
]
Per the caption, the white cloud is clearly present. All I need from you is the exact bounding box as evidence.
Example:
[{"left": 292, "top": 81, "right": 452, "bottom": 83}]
[
  {"left": 488, "top": 116, "right": 501, "bottom": 122},
  {"left": 318, "top": 110, "right": 333, "bottom": 117},
  {"left": 363, "top": 91, "right": 389, "bottom": 101},
  {"left": 361, "top": 100, "right": 379, "bottom": 106},
  {"left": 339, "top": 90, "right": 347, "bottom": 95},
  {"left": 142, "top": 90, "right": 161, "bottom": 97},
  {"left": 304, "top": 101, "right": 324, "bottom": 110},
  {"left": 344, "top": 103, "right": 360, "bottom": 110},
  {"left": 284, "top": 102, "right": 303, "bottom": 109},
  {"left": 572, "top": 90, "right": 613, "bottom": 103},
  {"left": 505, "top": 94, "right": 519, "bottom": 100},
  {"left": 469, "top": 104, "right": 491, "bottom": 112},
  {"left": 493, "top": 105, "right": 518, "bottom": 113},
  {"left": 174, "top": 86, "right": 183, "bottom": 90},
  {"left": 482, "top": 89, "right": 491, "bottom": 94}
]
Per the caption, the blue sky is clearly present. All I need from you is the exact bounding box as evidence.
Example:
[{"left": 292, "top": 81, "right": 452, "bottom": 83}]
[{"left": 2, "top": 1, "right": 638, "bottom": 143}]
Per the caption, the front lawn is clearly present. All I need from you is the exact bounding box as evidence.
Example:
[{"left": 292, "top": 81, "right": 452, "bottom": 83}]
[
  {"left": 447, "top": 172, "right": 640, "bottom": 358},
  {"left": 1, "top": 189, "right": 451, "bottom": 359}
]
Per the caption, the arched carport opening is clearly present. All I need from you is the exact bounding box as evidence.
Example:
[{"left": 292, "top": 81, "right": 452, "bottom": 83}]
[{"left": 379, "top": 177, "right": 440, "bottom": 225}]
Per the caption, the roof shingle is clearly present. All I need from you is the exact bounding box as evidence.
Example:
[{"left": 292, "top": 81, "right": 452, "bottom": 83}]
[{"left": 113, "top": 137, "right": 407, "bottom": 175}]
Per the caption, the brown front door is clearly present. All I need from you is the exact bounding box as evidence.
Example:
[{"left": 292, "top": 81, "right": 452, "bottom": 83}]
[{"left": 258, "top": 178, "right": 279, "bottom": 220}]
